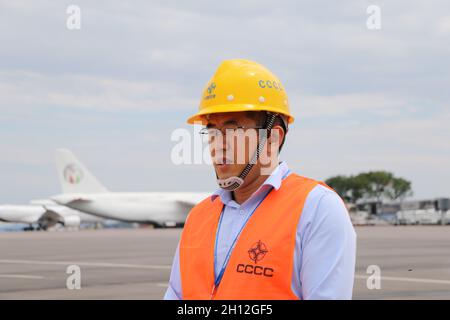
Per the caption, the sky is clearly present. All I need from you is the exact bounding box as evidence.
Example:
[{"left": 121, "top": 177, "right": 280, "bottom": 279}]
[{"left": 0, "top": 0, "right": 449, "bottom": 203}]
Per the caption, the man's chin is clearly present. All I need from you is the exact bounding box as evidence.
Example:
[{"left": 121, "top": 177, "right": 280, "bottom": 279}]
[{"left": 214, "top": 163, "right": 242, "bottom": 177}]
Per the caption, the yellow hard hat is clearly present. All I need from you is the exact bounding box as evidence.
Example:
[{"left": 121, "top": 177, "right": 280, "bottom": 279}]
[{"left": 187, "top": 59, "right": 294, "bottom": 125}]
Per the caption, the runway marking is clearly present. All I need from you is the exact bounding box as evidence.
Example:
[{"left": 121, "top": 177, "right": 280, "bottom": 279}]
[
  {"left": 355, "top": 274, "right": 450, "bottom": 285},
  {"left": 156, "top": 283, "right": 169, "bottom": 287},
  {"left": 0, "top": 259, "right": 171, "bottom": 270},
  {"left": 0, "top": 274, "right": 44, "bottom": 280}
]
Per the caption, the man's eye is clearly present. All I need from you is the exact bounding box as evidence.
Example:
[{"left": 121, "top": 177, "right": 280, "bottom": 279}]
[
  {"left": 224, "top": 127, "right": 239, "bottom": 132},
  {"left": 209, "top": 129, "right": 220, "bottom": 136}
]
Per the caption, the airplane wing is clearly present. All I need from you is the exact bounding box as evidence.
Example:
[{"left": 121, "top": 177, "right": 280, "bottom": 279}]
[
  {"left": 37, "top": 208, "right": 63, "bottom": 229},
  {"left": 38, "top": 206, "right": 81, "bottom": 229},
  {"left": 50, "top": 194, "right": 93, "bottom": 205},
  {"left": 175, "top": 200, "right": 198, "bottom": 213}
]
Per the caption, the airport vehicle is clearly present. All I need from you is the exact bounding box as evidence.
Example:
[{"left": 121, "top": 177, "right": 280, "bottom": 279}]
[
  {"left": 395, "top": 199, "right": 449, "bottom": 225},
  {"left": 396, "top": 209, "right": 442, "bottom": 225}
]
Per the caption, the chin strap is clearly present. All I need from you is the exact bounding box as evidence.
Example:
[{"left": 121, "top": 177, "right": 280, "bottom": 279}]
[{"left": 216, "top": 112, "right": 278, "bottom": 191}]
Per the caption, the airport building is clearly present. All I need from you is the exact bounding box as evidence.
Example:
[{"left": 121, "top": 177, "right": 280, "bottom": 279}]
[{"left": 351, "top": 198, "right": 450, "bottom": 225}]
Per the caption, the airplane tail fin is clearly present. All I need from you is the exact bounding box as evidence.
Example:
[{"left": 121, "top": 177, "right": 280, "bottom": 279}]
[{"left": 55, "top": 149, "right": 108, "bottom": 194}]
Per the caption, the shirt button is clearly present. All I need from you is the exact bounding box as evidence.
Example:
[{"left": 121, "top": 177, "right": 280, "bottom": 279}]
[{"left": 239, "top": 209, "right": 245, "bottom": 215}]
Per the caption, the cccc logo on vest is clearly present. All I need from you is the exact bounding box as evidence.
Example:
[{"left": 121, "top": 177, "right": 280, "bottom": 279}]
[
  {"left": 236, "top": 240, "right": 274, "bottom": 277},
  {"left": 248, "top": 240, "right": 268, "bottom": 263}
]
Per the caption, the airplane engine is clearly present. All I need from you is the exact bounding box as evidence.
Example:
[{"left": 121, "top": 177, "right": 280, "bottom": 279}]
[{"left": 62, "top": 215, "right": 81, "bottom": 228}]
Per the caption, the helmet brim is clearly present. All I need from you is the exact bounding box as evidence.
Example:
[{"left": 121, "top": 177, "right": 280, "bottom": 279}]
[{"left": 187, "top": 104, "right": 294, "bottom": 125}]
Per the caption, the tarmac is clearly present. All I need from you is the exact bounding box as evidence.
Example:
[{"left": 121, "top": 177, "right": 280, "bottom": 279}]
[{"left": 0, "top": 226, "right": 449, "bottom": 299}]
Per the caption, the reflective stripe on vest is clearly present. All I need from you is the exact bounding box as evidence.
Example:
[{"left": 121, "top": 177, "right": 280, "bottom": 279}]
[{"left": 179, "top": 173, "right": 333, "bottom": 300}]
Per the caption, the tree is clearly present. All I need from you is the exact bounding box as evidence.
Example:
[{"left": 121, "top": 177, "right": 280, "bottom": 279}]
[
  {"left": 386, "top": 177, "right": 413, "bottom": 201},
  {"left": 326, "top": 171, "right": 413, "bottom": 205},
  {"left": 325, "top": 175, "right": 352, "bottom": 202},
  {"left": 361, "top": 171, "right": 394, "bottom": 203},
  {"left": 350, "top": 173, "right": 370, "bottom": 203}
]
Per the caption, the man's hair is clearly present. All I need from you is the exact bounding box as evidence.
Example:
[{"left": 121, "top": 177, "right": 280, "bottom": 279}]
[{"left": 245, "top": 111, "right": 288, "bottom": 152}]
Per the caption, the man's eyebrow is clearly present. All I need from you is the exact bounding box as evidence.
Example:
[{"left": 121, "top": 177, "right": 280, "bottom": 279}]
[
  {"left": 206, "top": 120, "right": 238, "bottom": 128},
  {"left": 223, "top": 120, "right": 238, "bottom": 126}
]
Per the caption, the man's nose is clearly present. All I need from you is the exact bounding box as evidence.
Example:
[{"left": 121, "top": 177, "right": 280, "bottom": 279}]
[{"left": 210, "top": 134, "right": 233, "bottom": 151}]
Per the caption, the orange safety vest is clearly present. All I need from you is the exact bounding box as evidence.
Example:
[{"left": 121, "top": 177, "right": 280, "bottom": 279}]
[{"left": 179, "top": 173, "right": 333, "bottom": 300}]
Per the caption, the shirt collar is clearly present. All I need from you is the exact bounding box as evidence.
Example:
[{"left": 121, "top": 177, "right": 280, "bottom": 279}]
[{"left": 211, "top": 161, "right": 290, "bottom": 204}]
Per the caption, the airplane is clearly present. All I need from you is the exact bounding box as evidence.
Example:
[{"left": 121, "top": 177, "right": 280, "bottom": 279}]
[
  {"left": 0, "top": 199, "right": 104, "bottom": 231},
  {"left": 51, "top": 149, "right": 211, "bottom": 228}
]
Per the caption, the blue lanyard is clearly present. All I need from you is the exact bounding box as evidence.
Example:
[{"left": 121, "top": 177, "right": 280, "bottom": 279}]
[{"left": 212, "top": 169, "right": 291, "bottom": 293}]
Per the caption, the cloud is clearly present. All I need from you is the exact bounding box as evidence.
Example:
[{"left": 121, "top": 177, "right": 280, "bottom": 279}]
[
  {"left": 0, "top": 0, "right": 449, "bottom": 202},
  {"left": 0, "top": 71, "right": 198, "bottom": 112}
]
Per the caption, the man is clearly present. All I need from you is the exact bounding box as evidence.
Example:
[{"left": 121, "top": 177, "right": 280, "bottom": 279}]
[{"left": 164, "top": 59, "right": 356, "bottom": 300}]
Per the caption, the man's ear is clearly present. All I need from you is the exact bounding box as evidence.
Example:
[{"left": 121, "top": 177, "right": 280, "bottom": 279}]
[{"left": 268, "top": 125, "right": 284, "bottom": 150}]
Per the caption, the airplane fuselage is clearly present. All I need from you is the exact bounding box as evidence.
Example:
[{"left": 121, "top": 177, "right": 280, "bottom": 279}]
[{"left": 52, "top": 192, "right": 211, "bottom": 226}]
